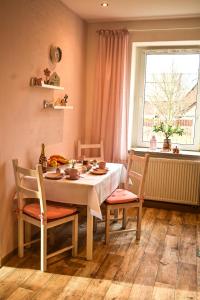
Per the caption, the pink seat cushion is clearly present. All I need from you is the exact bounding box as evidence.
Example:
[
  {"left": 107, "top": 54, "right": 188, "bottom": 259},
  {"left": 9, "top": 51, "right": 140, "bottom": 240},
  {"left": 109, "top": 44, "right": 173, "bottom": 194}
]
[
  {"left": 23, "top": 203, "right": 77, "bottom": 221},
  {"left": 106, "top": 188, "right": 138, "bottom": 204}
]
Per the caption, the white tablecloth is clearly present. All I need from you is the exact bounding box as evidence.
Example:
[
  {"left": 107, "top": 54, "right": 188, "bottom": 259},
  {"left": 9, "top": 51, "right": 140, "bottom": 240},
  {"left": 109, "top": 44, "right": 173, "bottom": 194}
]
[{"left": 24, "top": 163, "right": 126, "bottom": 219}]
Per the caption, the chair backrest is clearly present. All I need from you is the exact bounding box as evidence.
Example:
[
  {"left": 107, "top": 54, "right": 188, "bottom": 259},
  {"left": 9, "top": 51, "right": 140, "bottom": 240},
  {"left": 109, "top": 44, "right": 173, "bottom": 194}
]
[
  {"left": 125, "top": 153, "right": 150, "bottom": 200},
  {"left": 12, "top": 159, "right": 47, "bottom": 217},
  {"left": 77, "top": 140, "right": 104, "bottom": 161}
]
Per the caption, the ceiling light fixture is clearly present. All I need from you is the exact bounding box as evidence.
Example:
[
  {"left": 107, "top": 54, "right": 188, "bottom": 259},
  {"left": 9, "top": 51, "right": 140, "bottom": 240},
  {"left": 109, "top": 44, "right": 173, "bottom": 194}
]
[{"left": 101, "top": 2, "right": 109, "bottom": 7}]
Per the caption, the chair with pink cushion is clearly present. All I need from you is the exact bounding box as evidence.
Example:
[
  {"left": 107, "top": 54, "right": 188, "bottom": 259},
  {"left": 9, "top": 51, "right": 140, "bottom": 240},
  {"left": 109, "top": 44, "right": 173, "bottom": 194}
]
[
  {"left": 12, "top": 159, "right": 78, "bottom": 272},
  {"left": 105, "top": 152, "right": 150, "bottom": 244}
]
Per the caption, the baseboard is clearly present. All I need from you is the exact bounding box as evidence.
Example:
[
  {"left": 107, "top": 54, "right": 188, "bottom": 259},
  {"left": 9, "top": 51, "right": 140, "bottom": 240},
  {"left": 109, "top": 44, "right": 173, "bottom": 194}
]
[
  {"left": 1, "top": 248, "right": 18, "bottom": 267},
  {"left": 144, "top": 199, "right": 200, "bottom": 213}
]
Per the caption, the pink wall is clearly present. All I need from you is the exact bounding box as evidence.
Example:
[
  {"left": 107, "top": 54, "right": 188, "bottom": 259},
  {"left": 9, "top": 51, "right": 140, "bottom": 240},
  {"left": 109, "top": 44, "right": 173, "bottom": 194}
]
[
  {"left": 84, "top": 17, "right": 200, "bottom": 141},
  {"left": 0, "top": 0, "right": 86, "bottom": 260}
]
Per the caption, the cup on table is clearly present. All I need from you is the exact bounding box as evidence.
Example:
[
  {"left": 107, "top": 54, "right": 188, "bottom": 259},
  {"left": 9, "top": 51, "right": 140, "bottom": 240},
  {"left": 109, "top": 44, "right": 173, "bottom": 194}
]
[
  {"left": 68, "top": 168, "right": 79, "bottom": 179},
  {"left": 98, "top": 161, "right": 106, "bottom": 169}
]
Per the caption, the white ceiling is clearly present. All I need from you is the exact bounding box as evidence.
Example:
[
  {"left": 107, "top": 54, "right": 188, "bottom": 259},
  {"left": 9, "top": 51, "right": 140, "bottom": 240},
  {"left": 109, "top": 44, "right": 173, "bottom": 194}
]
[{"left": 61, "top": 0, "right": 200, "bottom": 22}]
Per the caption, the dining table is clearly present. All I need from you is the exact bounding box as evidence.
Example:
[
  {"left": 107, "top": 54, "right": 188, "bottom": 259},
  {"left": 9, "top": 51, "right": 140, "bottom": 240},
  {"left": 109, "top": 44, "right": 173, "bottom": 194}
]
[{"left": 24, "top": 162, "right": 126, "bottom": 260}]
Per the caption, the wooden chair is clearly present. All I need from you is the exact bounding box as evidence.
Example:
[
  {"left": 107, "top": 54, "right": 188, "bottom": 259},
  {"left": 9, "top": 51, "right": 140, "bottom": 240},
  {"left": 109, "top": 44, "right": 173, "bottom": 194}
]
[
  {"left": 105, "top": 153, "right": 150, "bottom": 244},
  {"left": 12, "top": 159, "right": 78, "bottom": 272},
  {"left": 77, "top": 140, "right": 104, "bottom": 161}
]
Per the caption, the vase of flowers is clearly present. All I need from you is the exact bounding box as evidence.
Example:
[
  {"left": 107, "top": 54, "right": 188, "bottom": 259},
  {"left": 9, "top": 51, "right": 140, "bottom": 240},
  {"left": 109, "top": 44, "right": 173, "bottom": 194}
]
[
  {"left": 68, "top": 160, "right": 79, "bottom": 179},
  {"left": 153, "top": 121, "right": 184, "bottom": 151}
]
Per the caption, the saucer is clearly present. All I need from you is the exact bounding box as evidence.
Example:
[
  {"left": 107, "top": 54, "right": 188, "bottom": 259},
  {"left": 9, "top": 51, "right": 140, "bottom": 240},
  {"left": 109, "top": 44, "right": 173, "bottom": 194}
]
[
  {"left": 65, "top": 175, "right": 80, "bottom": 180},
  {"left": 45, "top": 173, "right": 63, "bottom": 180},
  {"left": 90, "top": 168, "right": 108, "bottom": 175}
]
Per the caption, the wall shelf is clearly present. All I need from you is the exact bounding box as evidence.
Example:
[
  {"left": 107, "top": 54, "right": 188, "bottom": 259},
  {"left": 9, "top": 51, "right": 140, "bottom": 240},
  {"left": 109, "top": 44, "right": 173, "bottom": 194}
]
[
  {"left": 33, "top": 83, "right": 64, "bottom": 90},
  {"left": 43, "top": 100, "right": 73, "bottom": 110},
  {"left": 53, "top": 105, "right": 74, "bottom": 110}
]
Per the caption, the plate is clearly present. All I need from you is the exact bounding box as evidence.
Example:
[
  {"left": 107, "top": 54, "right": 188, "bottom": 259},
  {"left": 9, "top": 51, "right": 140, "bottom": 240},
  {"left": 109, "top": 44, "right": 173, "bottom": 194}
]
[
  {"left": 90, "top": 168, "right": 108, "bottom": 175},
  {"left": 45, "top": 173, "right": 63, "bottom": 180}
]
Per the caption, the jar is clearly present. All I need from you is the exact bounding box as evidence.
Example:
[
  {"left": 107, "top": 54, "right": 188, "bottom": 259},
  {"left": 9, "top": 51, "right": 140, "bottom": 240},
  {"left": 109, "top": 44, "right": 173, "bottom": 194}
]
[{"left": 150, "top": 135, "right": 157, "bottom": 151}]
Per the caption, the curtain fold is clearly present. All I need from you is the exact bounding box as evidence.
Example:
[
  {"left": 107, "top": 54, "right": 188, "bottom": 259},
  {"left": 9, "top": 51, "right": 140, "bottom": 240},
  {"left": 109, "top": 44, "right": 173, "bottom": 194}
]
[{"left": 91, "top": 29, "right": 129, "bottom": 163}]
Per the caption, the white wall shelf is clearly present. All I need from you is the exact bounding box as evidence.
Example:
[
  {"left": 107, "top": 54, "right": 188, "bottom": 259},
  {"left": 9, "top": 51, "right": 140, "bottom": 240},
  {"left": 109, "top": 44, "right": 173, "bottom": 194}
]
[
  {"left": 53, "top": 105, "right": 74, "bottom": 110},
  {"left": 43, "top": 100, "right": 73, "bottom": 110},
  {"left": 33, "top": 83, "right": 64, "bottom": 90}
]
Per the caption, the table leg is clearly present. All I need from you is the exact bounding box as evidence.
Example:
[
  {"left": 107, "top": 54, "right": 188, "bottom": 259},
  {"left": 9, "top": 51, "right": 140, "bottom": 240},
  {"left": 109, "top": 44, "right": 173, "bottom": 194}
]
[{"left": 86, "top": 206, "right": 93, "bottom": 260}]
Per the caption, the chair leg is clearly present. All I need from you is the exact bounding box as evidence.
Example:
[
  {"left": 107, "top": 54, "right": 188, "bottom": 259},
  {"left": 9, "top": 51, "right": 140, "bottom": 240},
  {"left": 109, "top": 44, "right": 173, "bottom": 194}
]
[
  {"left": 49, "top": 229, "right": 55, "bottom": 246},
  {"left": 93, "top": 217, "right": 97, "bottom": 233},
  {"left": 105, "top": 207, "right": 110, "bottom": 244},
  {"left": 25, "top": 223, "right": 31, "bottom": 248},
  {"left": 18, "top": 216, "right": 24, "bottom": 258},
  {"left": 41, "top": 223, "right": 47, "bottom": 272},
  {"left": 113, "top": 209, "right": 119, "bottom": 223},
  {"left": 122, "top": 209, "right": 127, "bottom": 229},
  {"left": 72, "top": 214, "right": 78, "bottom": 257},
  {"left": 136, "top": 203, "right": 142, "bottom": 240}
]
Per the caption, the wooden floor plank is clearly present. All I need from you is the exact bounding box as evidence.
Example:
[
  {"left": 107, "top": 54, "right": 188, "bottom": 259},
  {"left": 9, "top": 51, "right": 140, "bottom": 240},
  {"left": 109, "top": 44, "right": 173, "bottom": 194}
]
[
  {"left": 0, "top": 268, "right": 34, "bottom": 299},
  {"left": 129, "top": 253, "right": 160, "bottom": 299},
  {"left": 0, "top": 266, "right": 15, "bottom": 281},
  {"left": 114, "top": 208, "right": 158, "bottom": 282},
  {"left": 182, "top": 213, "right": 197, "bottom": 226},
  {"left": 95, "top": 253, "right": 124, "bottom": 280},
  {"left": 6, "top": 287, "right": 34, "bottom": 300},
  {"left": 152, "top": 282, "right": 175, "bottom": 300},
  {"left": 129, "top": 283, "right": 154, "bottom": 300},
  {"left": 57, "top": 276, "right": 92, "bottom": 300},
  {"left": 175, "top": 289, "right": 197, "bottom": 300},
  {"left": 145, "top": 219, "right": 168, "bottom": 256},
  {"left": 30, "top": 274, "right": 71, "bottom": 300},
  {"left": 21, "top": 270, "right": 52, "bottom": 291},
  {"left": 196, "top": 223, "right": 200, "bottom": 300},
  {"left": 176, "top": 263, "right": 197, "bottom": 293},
  {"left": 156, "top": 235, "right": 179, "bottom": 287},
  {"left": 104, "top": 281, "right": 132, "bottom": 300},
  {"left": 80, "top": 278, "right": 111, "bottom": 300},
  {"left": 167, "top": 211, "right": 183, "bottom": 237},
  {"left": 179, "top": 224, "right": 197, "bottom": 265}
]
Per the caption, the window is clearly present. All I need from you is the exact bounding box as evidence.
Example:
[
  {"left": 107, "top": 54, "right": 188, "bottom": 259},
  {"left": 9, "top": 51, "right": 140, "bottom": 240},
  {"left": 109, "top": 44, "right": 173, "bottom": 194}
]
[{"left": 130, "top": 44, "right": 200, "bottom": 151}]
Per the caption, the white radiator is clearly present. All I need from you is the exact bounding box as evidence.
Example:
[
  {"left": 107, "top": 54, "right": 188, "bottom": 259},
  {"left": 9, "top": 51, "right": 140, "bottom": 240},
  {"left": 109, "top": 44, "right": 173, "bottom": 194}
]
[{"left": 132, "top": 158, "right": 200, "bottom": 205}]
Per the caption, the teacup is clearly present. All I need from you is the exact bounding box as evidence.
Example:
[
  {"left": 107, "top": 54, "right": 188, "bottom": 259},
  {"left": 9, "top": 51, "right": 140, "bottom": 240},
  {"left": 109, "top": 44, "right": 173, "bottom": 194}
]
[
  {"left": 68, "top": 168, "right": 79, "bottom": 179},
  {"left": 98, "top": 161, "right": 106, "bottom": 169},
  {"left": 64, "top": 168, "right": 70, "bottom": 175}
]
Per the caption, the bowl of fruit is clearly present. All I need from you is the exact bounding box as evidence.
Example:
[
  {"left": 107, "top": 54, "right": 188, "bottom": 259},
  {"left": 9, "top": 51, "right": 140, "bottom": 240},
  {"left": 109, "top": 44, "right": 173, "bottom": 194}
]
[{"left": 47, "top": 155, "right": 70, "bottom": 170}]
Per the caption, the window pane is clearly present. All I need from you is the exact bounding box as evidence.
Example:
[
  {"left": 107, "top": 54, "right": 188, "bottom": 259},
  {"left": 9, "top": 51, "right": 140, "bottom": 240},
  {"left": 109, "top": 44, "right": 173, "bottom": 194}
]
[{"left": 143, "top": 53, "right": 199, "bottom": 145}]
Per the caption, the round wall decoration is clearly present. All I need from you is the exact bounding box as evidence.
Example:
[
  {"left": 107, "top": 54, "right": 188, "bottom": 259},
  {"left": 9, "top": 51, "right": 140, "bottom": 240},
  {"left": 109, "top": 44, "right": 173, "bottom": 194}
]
[{"left": 50, "top": 46, "right": 62, "bottom": 63}]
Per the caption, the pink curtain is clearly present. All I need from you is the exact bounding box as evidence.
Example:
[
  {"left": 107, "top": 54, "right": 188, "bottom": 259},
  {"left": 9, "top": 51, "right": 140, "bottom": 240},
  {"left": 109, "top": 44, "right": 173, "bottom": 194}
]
[{"left": 91, "top": 29, "right": 129, "bottom": 163}]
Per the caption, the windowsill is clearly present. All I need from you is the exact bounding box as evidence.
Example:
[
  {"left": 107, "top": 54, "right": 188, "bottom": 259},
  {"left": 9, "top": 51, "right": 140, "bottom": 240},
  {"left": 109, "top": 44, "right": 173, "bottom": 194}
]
[{"left": 131, "top": 147, "right": 200, "bottom": 160}]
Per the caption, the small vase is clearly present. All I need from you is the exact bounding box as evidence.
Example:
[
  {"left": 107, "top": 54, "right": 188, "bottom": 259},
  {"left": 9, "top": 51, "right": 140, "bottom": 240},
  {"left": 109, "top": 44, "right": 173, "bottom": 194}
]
[{"left": 163, "top": 138, "right": 171, "bottom": 151}]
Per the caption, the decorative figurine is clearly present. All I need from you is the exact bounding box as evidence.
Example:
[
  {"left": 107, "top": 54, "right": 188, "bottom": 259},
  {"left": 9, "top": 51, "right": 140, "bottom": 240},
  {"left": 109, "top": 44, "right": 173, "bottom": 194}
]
[
  {"left": 44, "top": 68, "right": 51, "bottom": 84},
  {"left": 172, "top": 146, "right": 180, "bottom": 154},
  {"left": 60, "top": 94, "right": 68, "bottom": 105},
  {"left": 49, "top": 72, "right": 60, "bottom": 86},
  {"left": 35, "top": 77, "right": 42, "bottom": 86}
]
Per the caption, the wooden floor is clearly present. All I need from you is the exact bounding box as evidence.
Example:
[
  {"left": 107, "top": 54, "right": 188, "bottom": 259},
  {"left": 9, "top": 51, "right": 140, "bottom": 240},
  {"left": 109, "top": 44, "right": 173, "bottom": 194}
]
[{"left": 1, "top": 207, "right": 200, "bottom": 299}]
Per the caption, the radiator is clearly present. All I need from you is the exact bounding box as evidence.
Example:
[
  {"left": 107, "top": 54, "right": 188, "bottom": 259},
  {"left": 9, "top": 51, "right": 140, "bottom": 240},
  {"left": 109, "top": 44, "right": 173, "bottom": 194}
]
[{"left": 132, "top": 158, "right": 200, "bottom": 205}]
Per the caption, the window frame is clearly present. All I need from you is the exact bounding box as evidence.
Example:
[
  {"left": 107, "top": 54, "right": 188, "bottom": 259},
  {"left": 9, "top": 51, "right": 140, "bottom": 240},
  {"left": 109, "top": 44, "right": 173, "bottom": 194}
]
[{"left": 129, "top": 42, "right": 200, "bottom": 151}]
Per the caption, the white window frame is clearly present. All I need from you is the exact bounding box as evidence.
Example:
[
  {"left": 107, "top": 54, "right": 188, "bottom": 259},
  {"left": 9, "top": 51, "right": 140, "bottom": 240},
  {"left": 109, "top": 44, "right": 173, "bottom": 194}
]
[{"left": 129, "top": 41, "right": 200, "bottom": 151}]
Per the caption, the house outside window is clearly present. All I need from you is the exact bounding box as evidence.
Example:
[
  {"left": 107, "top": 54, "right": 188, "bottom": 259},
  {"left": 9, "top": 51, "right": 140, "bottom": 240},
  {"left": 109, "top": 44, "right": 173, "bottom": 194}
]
[{"left": 130, "top": 43, "right": 200, "bottom": 151}]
